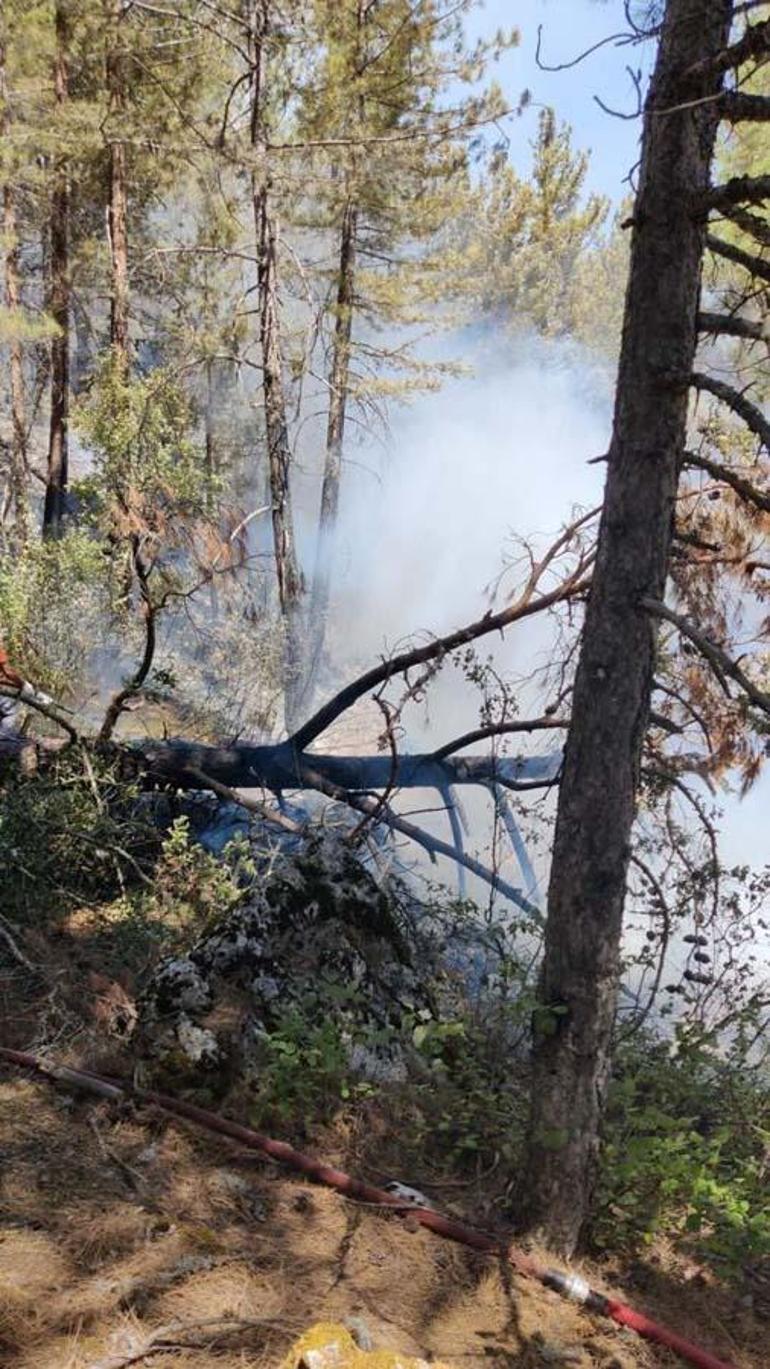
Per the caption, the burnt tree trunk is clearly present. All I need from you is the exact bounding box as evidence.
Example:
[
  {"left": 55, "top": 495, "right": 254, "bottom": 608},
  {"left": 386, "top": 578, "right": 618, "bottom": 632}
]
[
  {"left": 43, "top": 1, "right": 70, "bottom": 539},
  {"left": 4, "top": 187, "right": 28, "bottom": 547},
  {"left": 523, "top": 0, "right": 734, "bottom": 1254},
  {"left": 105, "top": 0, "right": 129, "bottom": 360},
  {"left": 0, "top": 5, "right": 28, "bottom": 547},
  {"left": 247, "top": 0, "right": 304, "bottom": 728}
]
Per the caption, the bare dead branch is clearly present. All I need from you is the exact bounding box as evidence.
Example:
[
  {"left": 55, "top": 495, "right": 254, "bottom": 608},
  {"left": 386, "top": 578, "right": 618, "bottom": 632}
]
[
  {"left": 0, "top": 913, "right": 43, "bottom": 978},
  {"left": 642, "top": 597, "right": 770, "bottom": 718},
  {"left": 706, "top": 232, "right": 770, "bottom": 283},
  {"left": 722, "top": 204, "right": 770, "bottom": 248},
  {"left": 290, "top": 516, "right": 596, "bottom": 752},
  {"left": 703, "top": 174, "right": 770, "bottom": 214},
  {"left": 534, "top": 23, "right": 638, "bottom": 73},
  {"left": 98, "top": 540, "right": 158, "bottom": 745},
  {"left": 685, "top": 17, "right": 769, "bottom": 80},
  {"left": 181, "top": 766, "right": 305, "bottom": 835},
  {"left": 683, "top": 449, "right": 770, "bottom": 512},
  {"left": 594, "top": 65, "right": 644, "bottom": 121},
  {"left": 298, "top": 763, "right": 544, "bottom": 919},
  {"left": 698, "top": 310, "right": 770, "bottom": 343},
  {"left": 718, "top": 90, "right": 770, "bottom": 122},
  {"left": 432, "top": 716, "right": 570, "bottom": 762},
  {"left": 691, "top": 371, "right": 770, "bottom": 449}
]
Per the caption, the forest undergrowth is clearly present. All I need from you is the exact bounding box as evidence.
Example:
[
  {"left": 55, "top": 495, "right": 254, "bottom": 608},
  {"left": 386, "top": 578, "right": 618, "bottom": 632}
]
[{"left": 0, "top": 753, "right": 768, "bottom": 1368}]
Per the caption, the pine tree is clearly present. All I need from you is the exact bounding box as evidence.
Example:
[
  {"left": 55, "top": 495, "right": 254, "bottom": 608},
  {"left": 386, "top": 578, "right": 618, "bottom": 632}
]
[
  {"left": 466, "top": 110, "right": 609, "bottom": 339},
  {"left": 0, "top": 0, "right": 28, "bottom": 547},
  {"left": 290, "top": 1, "right": 516, "bottom": 707},
  {"left": 41, "top": 2, "right": 72, "bottom": 538},
  {"left": 524, "top": 0, "right": 769, "bottom": 1253}
]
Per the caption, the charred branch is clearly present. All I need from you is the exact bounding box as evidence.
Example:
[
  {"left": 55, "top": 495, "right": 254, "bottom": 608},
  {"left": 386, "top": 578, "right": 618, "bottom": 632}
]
[
  {"left": 134, "top": 739, "right": 562, "bottom": 798},
  {"left": 722, "top": 204, "right": 770, "bottom": 248},
  {"left": 702, "top": 174, "right": 770, "bottom": 213},
  {"left": 691, "top": 371, "right": 770, "bottom": 449},
  {"left": 698, "top": 310, "right": 770, "bottom": 343},
  {"left": 683, "top": 449, "right": 770, "bottom": 511},
  {"left": 718, "top": 90, "right": 770, "bottom": 122},
  {"left": 685, "top": 17, "right": 769, "bottom": 79}
]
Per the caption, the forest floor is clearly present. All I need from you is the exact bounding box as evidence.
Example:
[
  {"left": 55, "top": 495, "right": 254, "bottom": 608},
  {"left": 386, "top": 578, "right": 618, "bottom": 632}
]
[
  {"left": 0, "top": 950, "right": 767, "bottom": 1369},
  {"left": 1, "top": 1074, "right": 767, "bottom": 1369}
]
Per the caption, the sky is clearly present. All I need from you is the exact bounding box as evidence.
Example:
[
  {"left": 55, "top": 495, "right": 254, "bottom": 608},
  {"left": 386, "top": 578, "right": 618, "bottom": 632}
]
[{"left": 466, "top": 0, "right": 656, "bottom": 203}]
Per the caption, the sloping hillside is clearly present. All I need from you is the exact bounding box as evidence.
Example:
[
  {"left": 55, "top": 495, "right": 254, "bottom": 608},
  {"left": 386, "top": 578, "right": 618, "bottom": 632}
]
[{"left": 0, "top": 1067, "right": 765, "bottom": 1369}]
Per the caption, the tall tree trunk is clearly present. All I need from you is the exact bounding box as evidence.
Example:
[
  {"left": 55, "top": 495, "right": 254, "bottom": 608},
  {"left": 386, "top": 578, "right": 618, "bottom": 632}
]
[
  {"left": 302, "top": 195, "right": 358, "bottom": 702},
  {"left": 43, "top": 2, "right": 70, "bottom": 539},
  {"left": 523, "top": 0, "right": 734, "bottom": 1254},
  {"left": 247, "top": 0, "right": 304, "bottom": 728},
  {"left": 299, "top": 0, "right": 367, "bottom": 712},
  {"left": 0, "top": 3, "right": 28, "bottom": 548},
  {"left": 105, "top": 0, "right": 129, "bottom": 361},
  {"left": 4, "top": 185, "right": 28, "bottom": 548}
]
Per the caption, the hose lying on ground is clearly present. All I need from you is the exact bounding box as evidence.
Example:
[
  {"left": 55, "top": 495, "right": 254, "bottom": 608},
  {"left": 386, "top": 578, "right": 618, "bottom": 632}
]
[{"left": 0, "top": 1047, "right": 737, "bottom": 1369}]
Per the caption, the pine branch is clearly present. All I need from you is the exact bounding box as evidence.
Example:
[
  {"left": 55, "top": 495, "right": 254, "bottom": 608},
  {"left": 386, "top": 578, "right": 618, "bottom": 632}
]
[
  {"left": 683, "top": 449, "right": 770, "bottom": 512},
  {"left": 704, "top": 174, "right": 770, "bottom": 213},
  {"left": 723, "top": 205, "right": 770, "bottom": 249},
  {"left": 642, "top": 598, "right": 770, "bottom": 719},
  {"left": 707, "top": 232, "right": 770, "bottom": 282},
  {"left": 686, "top": 17, "right": 770, "bottom": 79},
  {"left": 698, "top": 310, "right": 770, "bottom": 343},
  {"left": 691, "top": 371, "right": 770, "bottom": 449},
  {"left": 718, "top": 91, "right": 770, "bottom": 122}
]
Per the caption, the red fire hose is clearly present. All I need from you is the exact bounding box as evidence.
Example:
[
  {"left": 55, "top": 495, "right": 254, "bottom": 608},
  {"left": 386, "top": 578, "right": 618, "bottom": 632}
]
[{"left": 0, "top": 1048, "right": 737, "bottom": 1369}]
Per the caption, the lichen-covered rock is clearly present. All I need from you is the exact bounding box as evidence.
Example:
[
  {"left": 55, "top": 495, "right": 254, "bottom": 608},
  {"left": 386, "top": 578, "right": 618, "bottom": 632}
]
[
  {"left": 136, "top": 835, "right": 435, "bottom": 1084},
  {"left": 281, "top": 1322, "right": 453, "bottom": 1369}
]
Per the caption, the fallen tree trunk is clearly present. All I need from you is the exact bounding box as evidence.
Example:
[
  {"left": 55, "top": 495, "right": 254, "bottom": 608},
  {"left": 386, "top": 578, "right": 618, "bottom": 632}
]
[{"left": 133, "top": 738, "right": 562, "bottom": 795}]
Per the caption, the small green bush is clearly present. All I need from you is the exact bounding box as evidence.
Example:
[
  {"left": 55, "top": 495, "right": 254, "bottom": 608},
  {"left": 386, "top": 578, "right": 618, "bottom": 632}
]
[{"left": 596, "top": 1023, "right": 770, "bottom": 1268}]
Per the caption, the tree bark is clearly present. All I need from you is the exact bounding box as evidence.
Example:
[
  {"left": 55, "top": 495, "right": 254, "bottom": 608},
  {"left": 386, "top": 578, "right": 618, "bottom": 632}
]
[
  {"left": 105, "top": 0, "right": 129, "bottom": 360},
  {"left": 247, "top": 0, "right": 304, "bottom": 728},
  {"left": 43, "top": 2, "right": 70, "bottom": 539},
  {"left": 523, "top": 0, "right": 733, "bottom": 1255},
  {"left": 0, "top": 5, "right": 28, "bottom": 547}
]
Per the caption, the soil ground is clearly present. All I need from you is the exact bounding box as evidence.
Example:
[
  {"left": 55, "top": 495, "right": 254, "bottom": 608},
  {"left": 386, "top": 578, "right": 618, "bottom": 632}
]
[
  {"left": 1, "top": 1065, "right": 766, "bottom": 1369},
  {"left": 0, "top": 927, "right": 767, "bottom": 1369}
]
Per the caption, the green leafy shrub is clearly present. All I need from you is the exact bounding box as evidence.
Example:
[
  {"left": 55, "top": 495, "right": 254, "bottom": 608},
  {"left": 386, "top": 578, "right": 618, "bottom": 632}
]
[
  {"left": 247, "top": 992, "right": 381, "bottom": 1128},
  {"left": 596, "top": 1023, "right": 770, "bottom": 1268}
]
